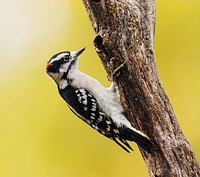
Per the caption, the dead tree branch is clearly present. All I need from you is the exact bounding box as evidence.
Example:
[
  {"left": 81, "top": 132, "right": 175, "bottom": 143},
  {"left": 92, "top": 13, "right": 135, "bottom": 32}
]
[{"left": 82, "top": 0, "right": 200, "bottom": 176}]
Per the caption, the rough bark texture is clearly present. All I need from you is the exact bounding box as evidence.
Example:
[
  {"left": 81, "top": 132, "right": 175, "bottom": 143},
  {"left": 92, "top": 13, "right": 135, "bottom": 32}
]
[{"left": 82, "top": 0, "right": 200, "bottom": 176}]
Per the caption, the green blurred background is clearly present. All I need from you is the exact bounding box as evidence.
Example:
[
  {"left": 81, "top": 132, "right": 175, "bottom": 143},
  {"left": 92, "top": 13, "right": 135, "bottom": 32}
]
[{"left": 0, "top": 1, "right": 199, "bottom": 177}]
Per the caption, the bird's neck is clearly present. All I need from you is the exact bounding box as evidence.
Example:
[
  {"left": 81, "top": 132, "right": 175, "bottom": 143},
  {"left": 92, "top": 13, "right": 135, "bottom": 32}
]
[{"left": 58, "top": 67, "right": 79, "bottom": 90}]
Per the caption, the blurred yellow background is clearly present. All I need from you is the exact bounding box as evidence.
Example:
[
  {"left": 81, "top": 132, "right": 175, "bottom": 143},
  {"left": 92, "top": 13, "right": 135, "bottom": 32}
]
[{"left": 0, "top": 1, "right": 199, "bottom": 177}]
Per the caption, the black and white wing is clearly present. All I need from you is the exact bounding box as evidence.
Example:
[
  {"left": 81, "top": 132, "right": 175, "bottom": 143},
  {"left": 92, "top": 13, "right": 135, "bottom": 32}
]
[{"left": 59, "top": 86, "right": 134, "bottom": 152}]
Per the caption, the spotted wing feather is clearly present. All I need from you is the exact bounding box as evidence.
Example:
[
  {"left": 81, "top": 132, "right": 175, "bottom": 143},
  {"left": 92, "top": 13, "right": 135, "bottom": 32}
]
[{"left": 59, "top": 86, "right": 114, "bottom": 135}]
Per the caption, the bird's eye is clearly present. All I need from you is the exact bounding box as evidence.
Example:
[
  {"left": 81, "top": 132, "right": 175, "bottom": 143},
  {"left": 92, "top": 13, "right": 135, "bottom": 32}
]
[{"left": 63, "top": 56, "right": 69, "bottom": 61}]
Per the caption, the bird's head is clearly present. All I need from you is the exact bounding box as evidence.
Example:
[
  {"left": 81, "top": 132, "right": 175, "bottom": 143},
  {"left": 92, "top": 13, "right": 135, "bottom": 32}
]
[{"left": 46, "top": 47, "right": 85, "bottom": 83}]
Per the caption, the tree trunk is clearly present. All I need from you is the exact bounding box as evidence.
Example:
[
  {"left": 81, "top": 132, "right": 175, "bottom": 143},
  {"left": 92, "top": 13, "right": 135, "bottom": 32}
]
[{"left": 82, "top": 0, "right": 200, "bottom": 176}]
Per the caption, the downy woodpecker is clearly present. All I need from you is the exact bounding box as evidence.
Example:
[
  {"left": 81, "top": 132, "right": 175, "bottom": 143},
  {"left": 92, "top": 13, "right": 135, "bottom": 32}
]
[{"left": 46, "top": 48, "right": 154, "bottom": 153}]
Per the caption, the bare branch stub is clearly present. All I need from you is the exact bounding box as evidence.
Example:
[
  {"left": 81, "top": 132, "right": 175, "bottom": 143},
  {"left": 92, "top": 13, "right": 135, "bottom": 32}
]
[{"left": 82, "top": 0, "right": 200, "bottom": 176}]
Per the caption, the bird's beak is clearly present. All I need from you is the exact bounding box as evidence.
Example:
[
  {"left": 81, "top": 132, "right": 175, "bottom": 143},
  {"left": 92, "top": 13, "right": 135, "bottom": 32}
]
[{"left": 71, "top": 47, "right": 85, "bottom": 58}]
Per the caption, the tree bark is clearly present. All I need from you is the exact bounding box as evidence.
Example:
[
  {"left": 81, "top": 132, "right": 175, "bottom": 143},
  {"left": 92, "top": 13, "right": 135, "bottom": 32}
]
[{"left": 82, "top": 0, "right": 200, "bottom": 176}]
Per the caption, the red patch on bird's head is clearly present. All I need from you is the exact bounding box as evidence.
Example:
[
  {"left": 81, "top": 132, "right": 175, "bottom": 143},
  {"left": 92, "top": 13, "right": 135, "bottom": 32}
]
[{"left": 46, "top": 61, "right": 51, "bottom": 71}]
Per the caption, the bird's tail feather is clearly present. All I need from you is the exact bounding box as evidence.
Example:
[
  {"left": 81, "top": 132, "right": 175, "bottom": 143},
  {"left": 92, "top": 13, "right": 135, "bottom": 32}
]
[
  {"left": 126, "top": 128, "right": 154, "bottom": 154},
  {"left": 113, "top": 138, "right": 132, "bottom": 153}
]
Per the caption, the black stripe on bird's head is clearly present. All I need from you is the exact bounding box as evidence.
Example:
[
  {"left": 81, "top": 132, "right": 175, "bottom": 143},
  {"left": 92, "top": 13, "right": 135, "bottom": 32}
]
[{"left": 46, "top": 48, "right": 85, "bottom": 83}]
